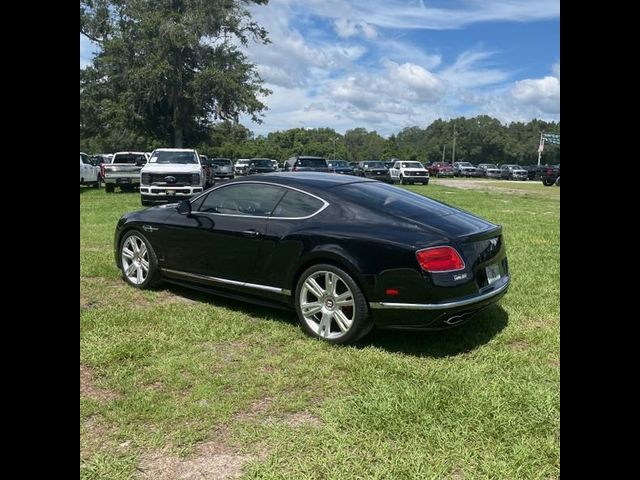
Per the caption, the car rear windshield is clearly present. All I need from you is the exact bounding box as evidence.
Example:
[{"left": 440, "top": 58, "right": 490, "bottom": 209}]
[
  {"left": 113, "top": 154, "right": 146, "bottom": 164},
  {"left": 335, "top": 182, "right": 458, "bottom": 219},
  {"left": 150, "top": 151, "right": 198, "bottom": 164},
  {"left": 213, "top": 159, "right": 232, "bottom": 166},
  {"left": 251, "top": 159, "right": 273, "bottom": 167},
  {"left": 363, "top": 162, "right": 385, "bottom": 168},
  {"left": 296, "top": 158, "right": 327, "bottom": 167}
]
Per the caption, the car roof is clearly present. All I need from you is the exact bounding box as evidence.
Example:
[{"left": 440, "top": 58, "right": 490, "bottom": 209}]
[
  {"left": 234, "top": 172, "right": 374, "bottom": 190},
  {"left": 153, "top": 148, "right": 196, "bottom": 152},
  {"left": 113, "top": 151, "right": 147, "bottom": 155}
]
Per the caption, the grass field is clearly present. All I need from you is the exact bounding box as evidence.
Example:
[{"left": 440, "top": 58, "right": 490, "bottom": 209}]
[{"left": 80, "top": 179, "right": 560, "bottom": 479}]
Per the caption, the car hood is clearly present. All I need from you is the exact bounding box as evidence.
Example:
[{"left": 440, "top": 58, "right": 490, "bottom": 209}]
[
  {"left": 402, "top": 168, "right": 428, "bottom": 173},
  {"left": 141, "top": 164, "right": 202, "bottom": 174}
]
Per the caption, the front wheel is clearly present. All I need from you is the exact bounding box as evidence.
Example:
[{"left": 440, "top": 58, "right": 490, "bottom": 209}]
[
  {"left": 542, "top": 178, "right": 554, "bottom": 186},
  {"left": 295, "top": 264, "right": 372, "bottom": 344},
  {"left": 119, "top": 231, "right": 162, "bottom": 289}
]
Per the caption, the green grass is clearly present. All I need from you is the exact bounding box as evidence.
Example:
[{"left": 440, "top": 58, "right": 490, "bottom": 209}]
[{"left": 80, "top": 182, "right": 559, "bottom": 479}]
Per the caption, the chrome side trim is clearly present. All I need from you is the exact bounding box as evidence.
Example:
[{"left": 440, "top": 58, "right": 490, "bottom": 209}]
[
  {"left": 369, "top": 276, "right": 509, "bottom": 310},
  {"left": 161, "top": 268, "right": 291, "bottom": 296}
]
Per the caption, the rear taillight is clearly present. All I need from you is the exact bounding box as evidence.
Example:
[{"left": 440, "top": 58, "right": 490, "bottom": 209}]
[{"left": 416, "top": 246, "right": 465, "bottom": 272}]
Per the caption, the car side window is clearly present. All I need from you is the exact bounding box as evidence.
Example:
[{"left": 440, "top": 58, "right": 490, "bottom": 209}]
[
  {"left": 272, "top": 189, "right": 325, "bottom": 218},
  {"left": 199, "top": 184, "right": 286, "bottom": 216},
  {"left": 394, "top": 162, "right": 400, "bottom": 169}
]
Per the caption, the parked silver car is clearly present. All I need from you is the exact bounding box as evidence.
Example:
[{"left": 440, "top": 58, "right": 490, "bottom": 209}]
[
  {"left": 500, "top": 164, "right": 528, "bottom": 180},
  {"left": 211, "top": 158, "right": 235, "bottom": 180},
  {"left": 453, "top": 161, "right": 481, "bottom": 177},
  {"left": 477, "top": 163, "right": 501, "bottom": 178}
]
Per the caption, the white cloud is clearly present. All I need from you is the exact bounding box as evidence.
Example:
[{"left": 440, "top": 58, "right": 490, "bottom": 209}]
[
  {"left": 334, "top": 18, "right": 378, "bottom": 39},
  {"left": 511, "top": 65, "right": 560, "bottom": 114}
]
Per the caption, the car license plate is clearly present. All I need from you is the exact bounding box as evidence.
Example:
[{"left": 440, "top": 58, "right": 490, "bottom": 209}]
[{"left": 486, "top": 264, "right": 501, "bottom": 285}]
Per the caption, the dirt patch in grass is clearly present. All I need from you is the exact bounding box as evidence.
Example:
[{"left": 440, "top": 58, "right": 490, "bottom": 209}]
[
  {"left": 507, "top": 340, "right": 530, "bottom": 352},
  {"left": 81, "top": 277, "right": 199, "bottom": 310},
  {"left": 81, "top": 415, "right": 117, "bottom": 458},
  {"left": 81, "top": 365, "right": 122, "bottom": 401},
  {"left": 138, "top": 440, "right": 263, "bottom": 480},
  {"left": 435, "top": 179, "right": 546, "bottom": 196},
  {"left": 234, "top": 396, "right": 323, "bottom": 427}
]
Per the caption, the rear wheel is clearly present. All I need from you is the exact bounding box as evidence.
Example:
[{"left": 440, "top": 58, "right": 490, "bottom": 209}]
[
  {"left": 295, "top": 264, "right": 371, "bottom": 344},
  {"left": 542, "top": 178, "right": 554, "bottom": 186}
]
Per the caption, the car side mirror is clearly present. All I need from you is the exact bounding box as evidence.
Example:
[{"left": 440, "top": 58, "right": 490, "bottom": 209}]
[{"left": 177, "top": 200, "right": 192, "bottom": 215}]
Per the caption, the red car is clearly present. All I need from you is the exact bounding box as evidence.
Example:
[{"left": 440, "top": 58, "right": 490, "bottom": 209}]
[{"left": 427, "top": 162, "right": 455, "bottom": 177}]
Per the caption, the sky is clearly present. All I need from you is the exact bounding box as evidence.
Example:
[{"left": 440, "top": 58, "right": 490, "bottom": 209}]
[{"left": 80, "top": 0, "right": 560, "bottom": 137}]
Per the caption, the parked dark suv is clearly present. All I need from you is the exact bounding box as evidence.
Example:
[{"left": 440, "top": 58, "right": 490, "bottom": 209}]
[
  {"left": 283, "top": 156, "right": 331, "bottom": 172},
  {"left": 353, "top": 161, "right": 392, "bottom": 183},
  {"left": 248, "top": 158, "right": 278, "bottom": 174}
]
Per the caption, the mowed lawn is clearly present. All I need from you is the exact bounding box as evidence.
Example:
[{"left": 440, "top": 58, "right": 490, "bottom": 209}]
[{"left": 80, "top": 180, "right": 559, "bottom": 480}]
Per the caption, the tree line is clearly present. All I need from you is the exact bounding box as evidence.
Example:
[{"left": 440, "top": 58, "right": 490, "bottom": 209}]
[{"left": 81, "top": 116, "right": 560, "bottom": 166}]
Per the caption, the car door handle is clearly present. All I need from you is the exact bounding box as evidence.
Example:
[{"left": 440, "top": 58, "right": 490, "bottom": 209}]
[{"left": 242, "top": 229, "right": 261, "bottom": 237}]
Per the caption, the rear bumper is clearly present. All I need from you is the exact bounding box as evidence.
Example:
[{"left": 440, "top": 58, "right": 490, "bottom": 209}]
[
  {"left": 370, "top": 275, "right": 509, "bottom": 329},
  {"left": 104, "top": 176, "right": 140, "bottom": 185}
]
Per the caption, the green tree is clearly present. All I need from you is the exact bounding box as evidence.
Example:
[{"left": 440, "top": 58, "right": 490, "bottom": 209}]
[{"left": 80, "top": 0, "right": 271, "bottom": 148}]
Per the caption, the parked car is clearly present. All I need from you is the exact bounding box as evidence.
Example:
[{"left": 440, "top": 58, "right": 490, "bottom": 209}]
[
  {"left": 521, "top": 165, "right": 543, "bottom": 181},
  {"left": 80, "top": 152, "right": 100, "bottom": 188},
  {"left": 384, "top": 161, "right": 396, "bottom": 169},
  {"left": 348, "top": 162, "right": 359, "bottom": 168},
  {"left": 271, "top": 160, "right": 280, "bottom": 171},
  {"left": 327, "top": 160, "right": 354, "bottom": 175},
  {"left": 389, "top": 160, "right": 430, "bottom": 185},
  {"left": 283, "top": 156, "right": 331, "bottom": 172},
  {"left": 211, "top": 158, "right": 235, "bottom": 180},
  {"left": 139, "top": 148, "right": 206, "bottom": 206},
  {"left": 114, "top": 173, "right": 509, "bottom": 344},
  {"left": 500, "top": 164, "right": 528, "bottom": 181},
  {"left": 427, "top": 162, "right": 455, "bottom": 178},
  {"left": 541, "top": 164, "right": 560, "bottom": 186},
  {"left": 234, "top": 159, "right": 251, "bottom": 176},
  {"left": 103, "top": 151, "right": 148, "bottom": 193},
  {"left": 353, "top": 161, "right": 392, "bottom": 182},
  {"left": 477, "top": 163, "right": 501, "bottom": 179},
  {"left": 452, "top": 162, "right": 481, "bottom": 177},
  {"left": 248, "top": 158, "right": 279, "bottom": 174}
]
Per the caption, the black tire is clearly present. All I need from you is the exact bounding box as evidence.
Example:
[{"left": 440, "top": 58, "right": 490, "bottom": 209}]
[
  {"left": 92, "top": 178, "right": 100, "bottom": 188},
  {"left": 119, "top": 230, "right": 162, "bottom": 289},
  {"left": 424, "top": 179, "right": 429, "bottom": 185},
  {"left": 542, "top": 178, "right": 554, "bottom": 186},
  {"left": 105, "top": 184, "right": 115, "bottom": 193},
  {"left": 294, "top": 263, "right": 372, "bottom": 344}
]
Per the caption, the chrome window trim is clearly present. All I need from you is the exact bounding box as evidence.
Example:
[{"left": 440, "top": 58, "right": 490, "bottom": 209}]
[
  {"left": 189, "top": 181, "right": 330, "bottom": 220},
  {"left": 161, "top": 268, "right": 291, "bottom": 295},
  {"left": 369, "top": 276, "right": 509, "bottom": 310}
]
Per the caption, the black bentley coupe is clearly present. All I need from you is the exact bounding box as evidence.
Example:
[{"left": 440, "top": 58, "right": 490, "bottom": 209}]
[{"left": 114, "top": 173, "right": 509, "bottom": 343}]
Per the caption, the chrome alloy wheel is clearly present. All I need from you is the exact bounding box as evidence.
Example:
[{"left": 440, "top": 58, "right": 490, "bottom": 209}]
[
  {"left": 121, "top": 234, "right": 149, "bottom": 285},
  {"left": 299, "top": 270, "right": 355, "bottom": 340}
]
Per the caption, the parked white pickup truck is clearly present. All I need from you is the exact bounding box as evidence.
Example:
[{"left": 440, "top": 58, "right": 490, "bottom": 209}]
[
  {"left": 139, "top": 148, "right": 206, "bottom": 206},
  {"left": 80, "top": 152, "right": 100, "bottom": 188},
  {"left": 103, "top": 151, "right": 149, "bottom": 193},
  {"left": 388, "top": 160, "right": 430, "bottom": 185}
]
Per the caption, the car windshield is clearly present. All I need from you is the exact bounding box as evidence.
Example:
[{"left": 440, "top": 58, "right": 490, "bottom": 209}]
[
  {"left": 459, "top": 162, "right": 474, "bottom": 167},
  {"left": 336, "top": 182, "right": 458, "bottom": 219},
  {"left": 297, "top": 158, "right": 327, "bottom": 167},
  {"left": 363, "top": 162, "right": 385, "bottom": 168},
  {"left": 150, "top": 151, "right": 198, "bottom": 164},
  {"left": 236, "top": 160, "right": 250, "bottom": 165},
  {"left": 251, "top": 159, "right": 273, "bottom": 167},
  {"left": 401, "top": 162, "right": 423, "bottom": 169},
  {"left": 483, "top": 164, "right": 498, "bottom": 169},
  {"left": 213, "top": 159, "right": 232, "bottom": 166},
  {"left": 113, "top": 153, "right": 146, "bottom": 164},
  {"left": 329, "top": 161, "right": 349, "bottom": 167}
]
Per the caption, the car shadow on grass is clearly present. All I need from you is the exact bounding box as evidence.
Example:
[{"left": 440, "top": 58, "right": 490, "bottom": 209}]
[
  {"left": 161, "top": 283, "right": 507, "bottom": 358},
  {"left": 358, "top": 305, "right": 508, "bottom": 358}
]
